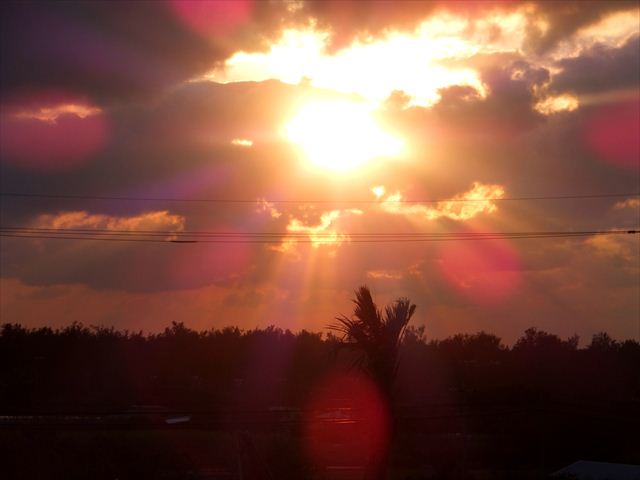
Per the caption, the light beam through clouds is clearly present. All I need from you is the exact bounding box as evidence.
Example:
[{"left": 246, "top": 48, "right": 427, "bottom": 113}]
[{"left": 1, "top": 1, "right": 639, "bottom": 342}]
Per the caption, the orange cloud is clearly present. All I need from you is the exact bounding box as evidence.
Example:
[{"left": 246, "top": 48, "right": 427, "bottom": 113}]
[
  {"left": 284, "top": 209, "right": 363, "bottom": 248},
  {"left": 11, "top": 103, "right": 102, "bottom": 124},
  {"left": 231, "top": 138, "right": 253, "bottom": 147},
  {"left": 534, "top": 93, "right": 579, "bottom": 115},
  {"left": 549, "top": 9, "right": 640, "bottom": 59},
  {"left": 33, "top": 210, "right": 185, "bottom": 233},
  {"left": 614, "top": 198, "right": 640, "bottom": 209},
  {"left": 586, "top": 233, "right": 638, "bottom": 262},
  {"left": 366, "top": 270, "right": 403, "bottom": 280},
  {"left": 379, "top": 182, "right": 505, "bottom": 221},
  {"left": 256, "top": 199, "right": 283, "bottom": 219}
]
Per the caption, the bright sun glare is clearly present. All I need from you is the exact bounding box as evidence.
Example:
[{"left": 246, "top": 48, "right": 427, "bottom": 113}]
[{"left": 285, "top": 100, "right": 403, "bottom": 171}]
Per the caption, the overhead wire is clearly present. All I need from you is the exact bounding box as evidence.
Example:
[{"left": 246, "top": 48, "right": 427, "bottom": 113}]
[
  {"left": 1, "top": 191, "right": 638, "bottom": 204},
  {"left": 1, "top": 190, "right": 638, "bottom": 243},
  {"left": 0, "top": 228, "right": 637, "bottom": 244},
  {"left": 1, "top": 226, "right": 634, "bottom": 236}
]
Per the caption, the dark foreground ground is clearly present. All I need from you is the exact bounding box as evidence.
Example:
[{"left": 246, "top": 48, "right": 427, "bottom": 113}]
[
  {"left": 1, "top": 323, "right": 638, "bottom": 478},
  {"left": 1, "top": 399, "right": 638, "bottom": 479}
]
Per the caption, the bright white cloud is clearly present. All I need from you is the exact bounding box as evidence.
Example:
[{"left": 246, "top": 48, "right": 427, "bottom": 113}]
[{"left": 203, "top": 12, "right": 532, "bottom": 107}]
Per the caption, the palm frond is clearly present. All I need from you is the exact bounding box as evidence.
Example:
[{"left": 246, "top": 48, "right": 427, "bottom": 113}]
[
  {"left": 330, "top": 286, "right": 418, "bottom": 397},
  {"left": 352, "top": 286, "right": 383, "bottom": 333}
]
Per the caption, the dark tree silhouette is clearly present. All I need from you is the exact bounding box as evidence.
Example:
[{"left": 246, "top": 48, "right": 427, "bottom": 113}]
[
  {"left": 330, "top": 286, "right": 417, "bottom": 402},
  {"left": 1, "top": 321, "right": 639, "bottom": 478},
  {"left": 329, "top": 286, "right": 416, "bottom": 480}
]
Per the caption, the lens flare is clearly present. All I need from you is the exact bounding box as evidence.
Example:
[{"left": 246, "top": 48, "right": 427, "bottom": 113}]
[
  {"left": 169, "top": 0, "right": 253, "bottom": 38},
  {"left": 439, "top": 236, "right": 521, "bottom": 304},
  {"left": 584, "top": 99, "right": 640, "bottom": 170},
  {"left": 303, "top": 371, "right": 391, "bottom": 470}
]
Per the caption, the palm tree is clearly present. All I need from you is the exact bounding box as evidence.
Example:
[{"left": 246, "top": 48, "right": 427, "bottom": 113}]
[
  {"left": 330, "top": 285, "right": 416, "bottom": 401},
  {"left": 329, "top": 285, "right": 416, "bottom": 479}
]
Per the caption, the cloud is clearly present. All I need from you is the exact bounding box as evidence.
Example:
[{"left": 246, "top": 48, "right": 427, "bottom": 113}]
[
  {"left": 586, "top": 233, "right": 639, "bottom": 262},
  {"left": 285, "top": 208, "right": 363, "bottom": 248},
  {"left": 287, "top": 1, "right": 595, "bottom": 53},
  {"left": 10, "top": 103, "right": 102, "bottom": 124},
  {"left": 279, "top": 1, "right": 637, "bottom": 63},
  {"left": 614, "top": 198, "right": 640, "bottom": 210},
  {"left": 210, "top": 21, "right": 489, "bottom": 107},
  {"left": 534, "top": 93, "right": 579, "bottom": 115},
  {"left": 231, "top": 138, "right": 253, "bottom": 147},
  {"left": 379, "top": 182, "right": 505, "bottom": 221},
  {"left": 0, "top": 2, "right": 244, "bottom": 104},
  {"left": 32, "top": 210, "right": 185, "bottom": 233},
  {"left": 256, "top": 199, "right": 283, "bottom": 219},
  {"left": 550, "top": 34, "right": 640, "bottom": 97},
  {"left": 402, "top": 53, "right": 551, "bottom": 142},
  {"left": 2, "top": 1, "right": 636, "bottom": 107},
  {"left": 522, "top": 1, "right": 638, "bottom": 54},
  {"left": 366, "top": 270, "right": 403, "bottom": 280},
  {"left": 0, "top": 90, "right": 109, "bottom": 171}
]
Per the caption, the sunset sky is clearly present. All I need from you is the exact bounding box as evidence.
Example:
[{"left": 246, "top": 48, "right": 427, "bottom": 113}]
[{"left": 1, "top": 1, "right": 638, "bottom": 343}]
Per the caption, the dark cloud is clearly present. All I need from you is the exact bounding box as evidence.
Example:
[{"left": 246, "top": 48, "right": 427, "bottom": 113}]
[
  {"left": 383, "top": 53, "right": 550, "bottom": 197},
  {"left": 3, "top": 1, "right": 635, "bottom": 106},
  {"left": 550, "top": 34, "right": 640, "bottom": 96},
  {"left": 0, "top": 3, "right": 208, "bottom": 103},
  {"left": 0, "top": 1, "right": 289, "bottom": 104},
  {"left": 381, "top": 42, "right": 637, "bottom": 228},
  {"left": 437, "top": 55, "right": 548, "bottom": 131},
  {"left": 287, "top": 0, "right": 442, "bottom": 50},
  {"left": 293, "top": 1, "right": 637, "bottom": 55},
  {"left": 523, "top": 1, "right": 637, "bottom": 54}
]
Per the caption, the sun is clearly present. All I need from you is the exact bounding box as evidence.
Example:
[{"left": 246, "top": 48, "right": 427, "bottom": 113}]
[{"left": 284, "top": 99, "right": 404, "bottom": 171}]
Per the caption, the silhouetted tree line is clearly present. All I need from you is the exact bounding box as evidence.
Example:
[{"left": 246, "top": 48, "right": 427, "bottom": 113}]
[{"left": 1, "top": 322, "right": 638, "bottom": 412}]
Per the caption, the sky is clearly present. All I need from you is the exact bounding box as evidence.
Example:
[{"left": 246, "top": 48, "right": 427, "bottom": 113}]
[{"left": 0, "top": 1, "right": 638, "bottom": 344}]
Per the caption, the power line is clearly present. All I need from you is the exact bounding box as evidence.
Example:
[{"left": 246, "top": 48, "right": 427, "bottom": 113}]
[
  {"left": 2, "top": 226, "right": 638, "bottom": 238},
  {"left": 2, "top": 226, "right": 632, "bottom": 236},
  {"left": 1, "top": 191, "right": 638, "bottom": 205},
  {"left": 1, "top": 230, "right": 637, "bottom": 244}
]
